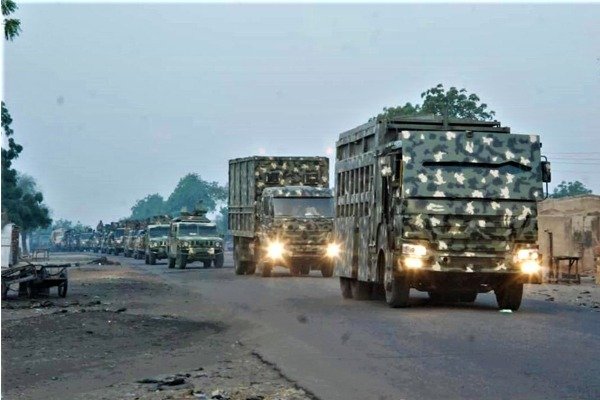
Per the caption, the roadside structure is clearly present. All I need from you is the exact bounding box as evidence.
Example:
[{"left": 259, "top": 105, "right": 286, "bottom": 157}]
[{"left": 537, "top": 195, "right": 600, "bottom": 282}]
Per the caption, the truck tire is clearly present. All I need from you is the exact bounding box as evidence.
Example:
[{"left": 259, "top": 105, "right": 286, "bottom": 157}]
[
  {"left": 203, "top": 261, "right": 211, "bottom": 268},
  {"left": 290, "top": 265, "right": 301, "bottom": 277},
  {"left": 351, "top": 280, "right": 372, "bottom": 300},
  {"left": 234, "top": 259, "right": 246, "bottom": 275},
  {"left": 385, "top": 276, "right": 410, "bottom": 308},
  {"left": 460, "top": 291, "right": 478, "bottom": 303},
  {"left": 145, "top": 254, "right": 150, "bottom": 264},
  {"left": 168, "top": 256, "right": 175, "bottom": 269},
  {"left": 261, "top": 263, "right": 272, "bottom": 277},
  {"left": 149, "top": 253, "right": 157, "bottom": 265},
  {"left": 301, "top": 265, "right": 310, "bottom": 276},
  {"left": 58, "top": 281, "right": 68, "bottom": 298},
  {"left": 339, "top": 277, "right": 353, "bottom": 299},
  {"left": 246, "top": 262, "right": 256, "bottom": 275},
  {"left": 495, "top": 282, "right": 523, "bottom": 311},
  {"left": 321, "top": 263, "right": 334, "bottom": 278},
  {"left": 214, "top": 253, "right": 224, "bottom": 268},
  {"left": 176, "top": 253, "right": 187, "bottom": 269}
]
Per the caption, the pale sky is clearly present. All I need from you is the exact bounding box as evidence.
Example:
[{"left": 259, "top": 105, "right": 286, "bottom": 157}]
[{"left": 3, "top": 3, "right": 600, "bottom": 226}]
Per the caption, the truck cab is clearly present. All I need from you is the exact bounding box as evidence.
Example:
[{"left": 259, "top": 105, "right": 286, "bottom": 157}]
[{"left": 144, "top": 225, "right": 169, "bottom": 264}]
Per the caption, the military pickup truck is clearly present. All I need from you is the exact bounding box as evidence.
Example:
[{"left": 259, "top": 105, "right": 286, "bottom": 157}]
[
  {"left": 144, "top": 225, "right": 169, "bottom": 265},
  {"left": 123, "top": 230, "right": 136, "bottom": 257},
  {"left": 228, "top": 156, "right": 337, "bottom": 277},
  {"left": 167, "top": 211, "right": 224, "bottom": 269},
  {"left": 334, "top": 116, "right": 551, "bottom": 311},
  {"left": 107, "top": 227, "right": 126, "bottom": 255}
]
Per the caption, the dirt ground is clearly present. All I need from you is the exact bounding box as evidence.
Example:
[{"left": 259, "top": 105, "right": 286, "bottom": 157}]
[{"left": 1, "top": 253, "right": 313, "bottom": 400}]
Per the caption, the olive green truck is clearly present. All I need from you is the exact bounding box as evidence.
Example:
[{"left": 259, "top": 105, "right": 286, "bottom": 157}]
[
  {"left": 228, "top": 156, "right": 338, "bottom": 277},
  {"left": 334, "top": 116, "right": 551, "bottom": 310}
]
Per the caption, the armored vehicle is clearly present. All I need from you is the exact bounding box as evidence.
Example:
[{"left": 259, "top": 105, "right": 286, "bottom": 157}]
[
  {"left": 228, "top": 156, "right": 337, "bottom": 277},
  {"left": 107, "top": 227, "right": 126, "bottom": 255},
  {"left": 123, "top": 230, "right": 136, "bottom": 257},
  {"left": 145, "top": 225, "right": 169, "bottom": 265},
  {"left": 167, "top": 211, "right": 224, "bottom": 269},
  {"left": 334, "top": 116, "right": 551, "bottom": 310},
  {"left": 132, "top": 229, "right": 147, "bottom": 259}
]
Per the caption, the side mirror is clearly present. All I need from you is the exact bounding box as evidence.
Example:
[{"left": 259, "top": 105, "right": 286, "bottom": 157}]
[{"left": 541, "top": 161, "right": 551, "bottom": 183}]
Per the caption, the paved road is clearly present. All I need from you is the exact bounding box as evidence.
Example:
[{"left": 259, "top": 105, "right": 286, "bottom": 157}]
[{"left": 124, "top": 253, "right": 599, "bottom": 400}]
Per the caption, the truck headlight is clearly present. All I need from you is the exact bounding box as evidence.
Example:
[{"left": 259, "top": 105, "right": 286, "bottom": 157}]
[
  {"left": 181, "top": 241, "right": 189, "bottom": 247},
  {"left": 326, "top": 243, "right": 341, "bottom": 258},
  {"left": 402, "top": 243, "right": 427, "bottom": 257},
  {"left": 267, "top": 241, "right": 285, "bottom": 259},
  {"left": 404, "top": 257, "right": 423, "bottom": 269},
  {"left": 516, "top": 248, "right": 539, "bottom": 261},
  {"left": 521, "top": 260, "right": 541, "bottom": 274}
]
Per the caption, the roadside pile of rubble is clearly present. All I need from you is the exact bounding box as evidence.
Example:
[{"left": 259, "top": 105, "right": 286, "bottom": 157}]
[{"left": 527, "top": 282, "right": 600, "bottom": 311}]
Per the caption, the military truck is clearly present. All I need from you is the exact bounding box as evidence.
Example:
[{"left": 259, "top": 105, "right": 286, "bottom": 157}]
[
  {"left": 334, "top": 116, "right": 551, "bottom": 310},
  {"left": 107, "top": 227, "right": 126, "bottom": 255},
  {"left": 144, "top": 225, "right": 169, "bottom": 265},
  {"left": 228, "top": 156, "right": 337, "bottom": 277},
  {"left": 132, "top": 229, "right": 146, "bottom": 259},
  {"left": 167, "top": 211, "right": 224, "bottom": 269},
  {"left": 123, "top": 230, "right": 136, "bottom": 257}
]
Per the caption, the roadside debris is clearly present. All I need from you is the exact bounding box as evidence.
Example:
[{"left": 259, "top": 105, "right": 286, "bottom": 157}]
[{"left": 86, "top": 256, "right": 121, "bottom": 266}]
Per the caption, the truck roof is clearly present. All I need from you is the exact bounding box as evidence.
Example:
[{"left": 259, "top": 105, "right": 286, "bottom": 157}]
[{"left": 229, "top": 156, "right": 328, "bottom": 164}]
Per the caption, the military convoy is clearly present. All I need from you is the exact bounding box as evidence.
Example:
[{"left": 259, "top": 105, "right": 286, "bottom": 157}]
[
  {"left": 228, "top": 156, "right": 337, "bottom": 277},
  {"left": 333, "top": 116, "right": 550, "bottom": 310},
  {"left": 38, "top": 114, "right": 551, "bottom": 312}
]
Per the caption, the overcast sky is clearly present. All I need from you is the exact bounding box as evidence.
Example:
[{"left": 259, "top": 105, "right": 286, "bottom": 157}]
[{"left": 4, "top": 3, "right": 600, "bottom": 226}]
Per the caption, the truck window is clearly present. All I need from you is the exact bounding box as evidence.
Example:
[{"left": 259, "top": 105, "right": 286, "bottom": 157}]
[{"left": 273, "top": 198, "right": 334, "bottom": 218}]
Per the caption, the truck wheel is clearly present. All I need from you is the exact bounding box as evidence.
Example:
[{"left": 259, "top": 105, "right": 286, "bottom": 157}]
[
  {"left": 145, "top": 254, "right": 149, "bottom": 264},
  {"left": 261, "top": 263, "right": 272, "bottom": 277},
  {"left": 301, "top": 265, "right": 310, "bottom": 276},
  {"left": 168, "top": 256, "right": 175, "bottom": 269},
  {"left": 351, "top": 280, "right": 372, "bottom": 300},
  {"left": 321, "top": 263, "right": 334, "bottom": 278},
  {"left": 385, "top": 276, "right": 410, "bottom": 308},
  {"left": 339, "top": 277, "right": 353, "bottom": 299},
  {"left": 495, "top": 282, "right": 523, "bottom": 311},
  {"left": 176, "top": 254, "right": 187, "bottom": 269},
  {"left": 149, "top": 253, "right": 157, "bottom": 265},
  {"left": 203, "top": 261, "right": 211, "bottom": 268},
  {"left": 290, "top": 265, "right": 301, "bottom": 277},
  {"left": 246, "top": 262, "right": 256, "bottom": 275},
  {"left": 58, "top": 281, "right": 68, "bottom": 298},
  {"left": 234, "top": 259, "right": 246, "bottom": 275},
  {"left": 214, "top": 254, "right": 224, "bottom": 268}
]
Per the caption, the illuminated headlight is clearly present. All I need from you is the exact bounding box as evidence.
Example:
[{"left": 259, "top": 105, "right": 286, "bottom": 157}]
[
  {"left": 267, "top": 241, "right": 285, "bottom": 259},
  {"left": 402, "top": 243, "right": 427, "bottom": 257},
  {"left": 521, "top": 260, "right": 541, "bottom": 274},
  {"left": 181, "top": 241, "right": 189, "bottom": 247},
  {"left": 208, "top": 247, "right": 215, "bottom": 255},
  {"left": 215, "top": 242, "right": 222, "bottom": 248},
  {"left": 326, "top": 243, "right": 341, "bottom": 258},
  {"left": 405, "top": 257, "right": 423, "bottom": 269},
  {"left": 516, "top": 248, "right": 539, "bottom": 261},
  {"left": 150, "top": 242, "right": 158, "bottom": 248}
]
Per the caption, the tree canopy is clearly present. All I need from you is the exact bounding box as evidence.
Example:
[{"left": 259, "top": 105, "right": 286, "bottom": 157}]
[
  {"left": 130, "top": 174, "right": 227, "bottom": 220},
  {"left": 2, "top": 0, "right": 21, "bottom": 41},
  {"left": 372, "top": 84, "right": 496, "bottom": 122},
  {"left": 550, "top": 181, "right": 593, "bottom": 199}
]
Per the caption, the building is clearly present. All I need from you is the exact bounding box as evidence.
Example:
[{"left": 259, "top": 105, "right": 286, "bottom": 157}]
[{"left": 537, "top": 195, "right": 600, "bottom": 280}]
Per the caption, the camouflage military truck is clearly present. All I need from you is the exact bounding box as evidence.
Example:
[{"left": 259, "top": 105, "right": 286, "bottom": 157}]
[
  {"left": 123, "top": 230, "right": 134, "bottom": 257},
  {"left": 228, "top": 156, "right": 337, "bottom": 277},
  {"left": 167, "top": 211, "right": 224, "bottom": 269},
  {"left": 144, "top": 225, "right": 169, "bottom": 264},
  {"left": 107, "top": 227, "right": 126, "bottom": 255},
  {"left": 132, "top": 229, "right": 147, "bottom": 259},
  {"left": 334, "top": 116, "right": 551, "bottom": 311}
]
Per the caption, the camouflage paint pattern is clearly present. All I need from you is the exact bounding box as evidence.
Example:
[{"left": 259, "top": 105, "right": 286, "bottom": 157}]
[
  {"left": 334, "top": 117, "right": 544, "bottom": 283},
  {"left": 228, "top": 156, "right": 334, "bottom": 268},
  {"left": 167, "top": 219, "right": 224, "bottom": 262}
]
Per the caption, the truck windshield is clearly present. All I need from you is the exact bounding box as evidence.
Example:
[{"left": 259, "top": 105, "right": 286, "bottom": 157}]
[
  {"left": 149, "top": 227, "right": 169, "bottom": 237},
  {"left": 178, "top": 224, "right": 217, "bottom": 236},
  {"left": 273, "top": 198, "right": 334, "bottom": 218}
]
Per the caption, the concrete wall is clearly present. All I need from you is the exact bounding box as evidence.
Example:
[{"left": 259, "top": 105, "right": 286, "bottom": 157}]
[{"left": 538, "top": 195, "right": 600, "bottom": 276}]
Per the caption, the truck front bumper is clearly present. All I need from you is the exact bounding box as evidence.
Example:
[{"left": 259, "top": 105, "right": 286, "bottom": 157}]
[{"left": 182, "top": 248, "right": 224, "bottom": 262}]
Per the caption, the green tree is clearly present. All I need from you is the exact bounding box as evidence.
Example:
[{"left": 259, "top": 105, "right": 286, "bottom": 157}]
[
  {"left": 2, "top": 0, "right": 21, "bottom": 41},
  {"left": 165, "top": 173, "right": 227, "bottom": 215},
  {"left": 214, "top": 206, "right": 228, "bottom": 235},
  {"left": 13, "top": 173, "right": 52, "bottom": 253},
  {"left": 373, "top": 84, "right": 496, "bottom": 121},
  {"left": 2, "top": 102, "right": 24, "bottom": 226},
  {"left": 551, "top": 180, "right": 593, "bottom": 198},
  {"left": 130, "top": 193, "right": 166, "bottom": 220}
]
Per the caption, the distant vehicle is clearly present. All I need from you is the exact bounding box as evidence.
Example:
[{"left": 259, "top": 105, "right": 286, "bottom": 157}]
[
  {"left": 228, "top": 156, "right": 336, "bottom": 277},
  {"left": 334, "top": 116, "right": 551, "bottom": 310},
  {"left": 167, "top": 211, "right": 224, "bottom": 269},
  {"left": 123, "top": 230, "right": 136, "bottom": 257},
  {"left": 132, "top": 229, "right": 147, "bottom": 260},
  {"left": 144, "top": 225, "right": 169, "bottom": 265},
  {"left": 107, "top": 228, "right": 126, "bottom": 255},
  {"left": 79, "top": 232, "right": 93, "bottom": 252}
]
